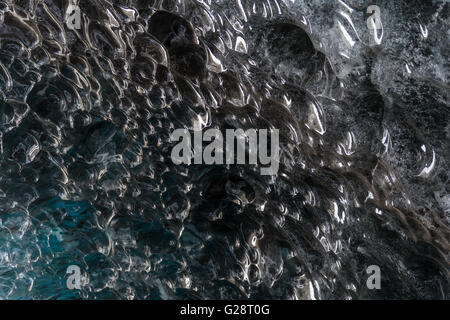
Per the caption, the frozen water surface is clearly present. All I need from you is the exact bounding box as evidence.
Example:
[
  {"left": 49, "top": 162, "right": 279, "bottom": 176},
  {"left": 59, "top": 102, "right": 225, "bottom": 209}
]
[{"left": 0, "top": 0, "right": 448, "bottom": 299}]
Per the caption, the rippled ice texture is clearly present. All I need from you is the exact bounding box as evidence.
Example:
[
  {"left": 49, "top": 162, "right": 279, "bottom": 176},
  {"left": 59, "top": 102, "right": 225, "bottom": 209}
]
[{"left": 0, "top": 0, "right": 448, "bottom": 299}]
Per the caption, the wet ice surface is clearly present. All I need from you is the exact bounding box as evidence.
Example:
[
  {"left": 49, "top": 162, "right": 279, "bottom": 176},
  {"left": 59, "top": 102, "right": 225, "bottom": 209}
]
[{"left": 0, "top": 0, "right": 448, "bottom": 299}]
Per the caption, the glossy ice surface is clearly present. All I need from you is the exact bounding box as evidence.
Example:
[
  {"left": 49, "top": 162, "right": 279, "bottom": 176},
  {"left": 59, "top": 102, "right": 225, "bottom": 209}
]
[{"left": 0, "top": 0, "right": 448, "bottom": 299}]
